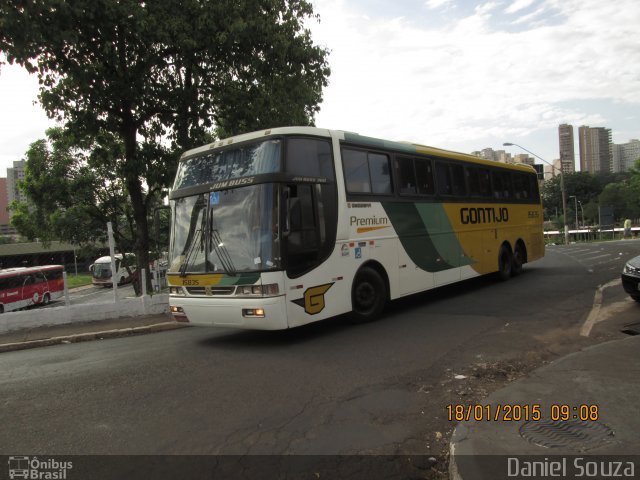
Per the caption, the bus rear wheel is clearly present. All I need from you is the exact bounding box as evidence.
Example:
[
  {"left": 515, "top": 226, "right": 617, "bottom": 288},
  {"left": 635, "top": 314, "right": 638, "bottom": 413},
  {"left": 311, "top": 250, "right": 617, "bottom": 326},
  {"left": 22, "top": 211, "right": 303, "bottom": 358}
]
[
  {"left": 351, "top": 266, "right": 387, "bottom": 322},
  {"left": 497, "top": 245, "right": 513, "bottom": 281},
  {"left": 512, "top": 242, "right": 526, "bottom": 276}
]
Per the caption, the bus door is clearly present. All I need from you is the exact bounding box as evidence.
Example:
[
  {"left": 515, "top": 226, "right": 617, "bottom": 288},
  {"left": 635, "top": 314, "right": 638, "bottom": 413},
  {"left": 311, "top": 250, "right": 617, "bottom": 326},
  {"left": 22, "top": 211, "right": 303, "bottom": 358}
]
[
  {"left": 283, "top": 183, "right": 341, "bottom": 327},
  {"left": 22, "top": 273, "right": 46, "bottom": 305}
]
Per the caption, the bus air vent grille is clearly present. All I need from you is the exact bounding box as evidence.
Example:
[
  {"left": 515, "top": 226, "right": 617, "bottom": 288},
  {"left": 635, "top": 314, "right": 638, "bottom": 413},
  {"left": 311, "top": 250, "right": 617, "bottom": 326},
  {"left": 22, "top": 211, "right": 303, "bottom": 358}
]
[{"left": 186, "top": 286, "right": 235, "bottom": 296}]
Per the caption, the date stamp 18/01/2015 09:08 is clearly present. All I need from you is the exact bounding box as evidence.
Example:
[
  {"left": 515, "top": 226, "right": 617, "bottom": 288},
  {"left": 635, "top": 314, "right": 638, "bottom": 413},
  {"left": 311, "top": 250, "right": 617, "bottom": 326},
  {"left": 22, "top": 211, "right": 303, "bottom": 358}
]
[{"left": 446, "top": 404, "right": 600, "bottom": 423}]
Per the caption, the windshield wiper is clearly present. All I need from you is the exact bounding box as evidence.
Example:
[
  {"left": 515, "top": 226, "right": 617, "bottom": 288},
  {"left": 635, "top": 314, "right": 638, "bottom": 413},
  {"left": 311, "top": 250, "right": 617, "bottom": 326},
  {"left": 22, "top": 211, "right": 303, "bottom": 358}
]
[
  {"left": 179, "top": 228, "right": 202, "bottom": 277},
  {"left": 209, "top": 228, "right": 236, "bottom": 276}
]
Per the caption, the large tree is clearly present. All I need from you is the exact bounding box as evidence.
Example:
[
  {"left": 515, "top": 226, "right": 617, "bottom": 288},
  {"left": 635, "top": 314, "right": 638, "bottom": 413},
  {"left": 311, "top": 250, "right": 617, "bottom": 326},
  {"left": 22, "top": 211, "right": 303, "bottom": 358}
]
[
  {"left": 11, "top": 127, "right": 140, "bottom": 253},
  {"left": 1, "top": 0, "right": 330, "bottom": 290}
]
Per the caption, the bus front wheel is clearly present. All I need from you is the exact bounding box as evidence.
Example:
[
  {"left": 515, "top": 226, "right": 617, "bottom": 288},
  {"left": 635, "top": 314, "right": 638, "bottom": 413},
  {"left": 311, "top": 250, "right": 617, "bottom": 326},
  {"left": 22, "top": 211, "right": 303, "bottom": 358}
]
[
  {"left": 497, "top": 245, "right": 513, "bottom": 281},
  {"left": 351, "top": 266, "right": 387, "bottom": 322}
]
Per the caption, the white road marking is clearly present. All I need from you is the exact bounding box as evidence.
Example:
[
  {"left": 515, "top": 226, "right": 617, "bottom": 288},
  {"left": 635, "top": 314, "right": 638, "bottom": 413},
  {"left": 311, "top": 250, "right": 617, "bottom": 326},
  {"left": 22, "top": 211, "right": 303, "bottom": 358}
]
[
  {"left": 579, "top": 254, "right": 613, "bottom": 262},
  {"left": 580, "top": 278, "right": 622, "bottom": 337}
]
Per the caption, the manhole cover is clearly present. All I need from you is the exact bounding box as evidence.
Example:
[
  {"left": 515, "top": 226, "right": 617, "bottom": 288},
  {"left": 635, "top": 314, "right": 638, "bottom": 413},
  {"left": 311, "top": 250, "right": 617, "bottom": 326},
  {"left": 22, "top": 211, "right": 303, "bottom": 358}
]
[{"left": 519, "top": 419, "right": 614, "bottom": 450}]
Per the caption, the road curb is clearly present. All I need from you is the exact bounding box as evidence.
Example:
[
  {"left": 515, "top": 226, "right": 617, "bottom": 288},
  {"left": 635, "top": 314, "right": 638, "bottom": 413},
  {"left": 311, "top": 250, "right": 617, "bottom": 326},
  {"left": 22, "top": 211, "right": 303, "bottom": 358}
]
[{"left": 0, "top": 321, "right": 188, "bottom": 354}]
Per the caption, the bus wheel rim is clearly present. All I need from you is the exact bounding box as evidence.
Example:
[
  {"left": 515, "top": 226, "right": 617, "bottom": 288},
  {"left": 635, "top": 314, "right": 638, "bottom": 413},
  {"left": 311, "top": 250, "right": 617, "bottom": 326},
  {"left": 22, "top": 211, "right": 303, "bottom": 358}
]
[{"left": 355, "top": 282, "right": 375, "bottom": 310}]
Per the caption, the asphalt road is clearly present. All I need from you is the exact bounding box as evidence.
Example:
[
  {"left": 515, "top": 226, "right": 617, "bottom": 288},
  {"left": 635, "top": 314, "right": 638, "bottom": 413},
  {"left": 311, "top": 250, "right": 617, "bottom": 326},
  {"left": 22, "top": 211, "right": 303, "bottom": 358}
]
[
  {"left": 1, "top": 241, "right": 639, "bottom": 460},
  {"left": 62, "top": 283, "right": 136, "bottom": 306},
  {"left": 37, "top": 281, "right": 136, "bottom": 309}
]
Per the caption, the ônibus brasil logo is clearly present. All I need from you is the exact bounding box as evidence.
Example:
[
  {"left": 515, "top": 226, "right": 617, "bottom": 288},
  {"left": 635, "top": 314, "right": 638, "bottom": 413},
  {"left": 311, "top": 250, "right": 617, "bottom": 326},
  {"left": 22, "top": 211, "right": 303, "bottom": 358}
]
[{"left": 8, "top": 456, "right": 73, "bottom": 479}]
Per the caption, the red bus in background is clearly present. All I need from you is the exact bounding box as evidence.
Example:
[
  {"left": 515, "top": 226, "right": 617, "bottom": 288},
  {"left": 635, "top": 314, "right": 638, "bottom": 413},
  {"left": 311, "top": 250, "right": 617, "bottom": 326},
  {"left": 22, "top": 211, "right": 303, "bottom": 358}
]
[{"left": 0, "top": 265, "right": 65, "bottom": 313}]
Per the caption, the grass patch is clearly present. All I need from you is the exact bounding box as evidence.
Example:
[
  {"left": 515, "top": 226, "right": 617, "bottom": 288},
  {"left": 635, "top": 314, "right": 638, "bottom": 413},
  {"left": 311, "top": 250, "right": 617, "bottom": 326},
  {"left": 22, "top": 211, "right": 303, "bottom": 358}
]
[{"left": 66, "top": 274, "right": 93, "bottom": 289}]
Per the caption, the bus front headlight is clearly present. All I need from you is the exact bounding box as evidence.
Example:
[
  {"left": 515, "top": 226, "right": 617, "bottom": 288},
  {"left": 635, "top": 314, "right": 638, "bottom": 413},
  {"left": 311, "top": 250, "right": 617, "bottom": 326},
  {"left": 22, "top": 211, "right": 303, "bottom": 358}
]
[{"left": 235, "top": 284, "right": 279, "bottom": 296}]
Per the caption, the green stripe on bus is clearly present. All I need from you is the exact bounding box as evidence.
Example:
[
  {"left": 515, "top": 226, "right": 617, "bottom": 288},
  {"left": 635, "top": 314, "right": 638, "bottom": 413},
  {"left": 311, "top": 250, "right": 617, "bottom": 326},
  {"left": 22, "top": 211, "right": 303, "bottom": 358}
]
[
  {"left": 382, "top": 203, "right": 473, "bottom": 272},
  {"left": 343, "top": 133, "right": 417, "bottom": 154},
  {"left": 415, "top": 203, "right": 473, "bottom": 269}
]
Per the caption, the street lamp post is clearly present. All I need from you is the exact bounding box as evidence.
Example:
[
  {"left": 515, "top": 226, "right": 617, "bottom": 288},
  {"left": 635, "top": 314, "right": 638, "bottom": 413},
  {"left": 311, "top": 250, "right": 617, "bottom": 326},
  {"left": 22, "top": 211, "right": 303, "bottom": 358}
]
[
  {"left": 569, "top": 195, "right": 580, "bottom": 240},
  {"left": 503, "top": 142, "right": 570, "bottom": 245}
]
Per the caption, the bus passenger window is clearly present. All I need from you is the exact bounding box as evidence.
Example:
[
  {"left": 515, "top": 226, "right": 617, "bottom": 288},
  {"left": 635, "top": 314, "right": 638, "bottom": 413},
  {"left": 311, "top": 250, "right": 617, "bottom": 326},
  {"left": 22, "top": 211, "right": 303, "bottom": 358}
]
[
  {"left": 286, "top": 138, "right": 334, "bottom": 180},
  {"left": 513, "top": 173, "right": 529, "bottom": 200},
  {"left": 369, "top": 153, "right": 392, "bottom": 194},
  {"left": 529, "top": 175, "right": 540, "bottom": 201},
  {"left": 343, "top": 149, "right": 371, "bottom": 193},
  {"left": 467, "top": 167, "right": 491, "bottom": 198},
  {"left": 343, "top": 148, "right": 392, "bottom": 195},
  {"left": 397, "top": 157, "right": 417, "bottom": 194},
  {"left": 451, "top": 164, "right": 466, "bottom": 196},
  {"left": 436, "top": 162, "right": 452, "bottom": 195},
  {"left": 415, "top": 158, "right": 434, "bottom": 195},
  {"left": 492, "top": 171, "right": 513, "bottom": 200}
]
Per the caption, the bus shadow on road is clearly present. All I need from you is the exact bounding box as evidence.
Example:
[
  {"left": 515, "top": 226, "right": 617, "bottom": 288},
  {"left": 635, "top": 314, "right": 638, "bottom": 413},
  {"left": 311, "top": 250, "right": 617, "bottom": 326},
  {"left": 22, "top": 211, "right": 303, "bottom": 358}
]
[
  {"left": 196, "top": 272, "right": 538, "bottom": 350},
  {"left": 196, "top": 313, "right": 364, "bottom": 349}
]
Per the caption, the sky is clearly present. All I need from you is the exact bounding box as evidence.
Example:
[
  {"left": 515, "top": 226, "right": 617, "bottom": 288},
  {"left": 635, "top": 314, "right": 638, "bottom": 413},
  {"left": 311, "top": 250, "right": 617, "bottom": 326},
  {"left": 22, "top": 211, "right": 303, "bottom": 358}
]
[{"left": 0, "top": 0, "right": 639, "bottom": 177}]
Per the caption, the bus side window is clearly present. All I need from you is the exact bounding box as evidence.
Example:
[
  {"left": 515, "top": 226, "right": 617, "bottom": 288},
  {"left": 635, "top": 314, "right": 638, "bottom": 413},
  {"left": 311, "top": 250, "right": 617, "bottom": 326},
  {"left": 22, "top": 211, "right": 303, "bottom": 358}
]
[
  {"left": 343, "top": 149, "right": 371, "bottom": 193},
  {"left": 492, "top": 170, "right": 513, "bottom": 200},
  {"left": 369, "top": 153, "right": 392, "bottom": 194},
  {"left": 397, "top": 156, "right": 417, "bottom": 195},
  {"left": 415, "top": 158, "right": 434, "bottom": 195},
  {"left": 451, "top": 164, "right": 466, "bottom": 196},
  {"left": 529, "top": 175, "right": 540, "bottom": 202},
  {"left": 286, "top": 138, "right": 334, "bottom": 180},
  {"left": 436, "top": 162, "right": 452, "bottom": 196}
]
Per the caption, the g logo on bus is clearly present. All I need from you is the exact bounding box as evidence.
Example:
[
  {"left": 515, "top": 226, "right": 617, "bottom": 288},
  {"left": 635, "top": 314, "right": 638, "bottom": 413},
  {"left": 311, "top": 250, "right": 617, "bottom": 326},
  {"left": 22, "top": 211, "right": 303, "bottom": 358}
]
[{"left": 292, "top": 283, "right": 334, "bottom": 315}]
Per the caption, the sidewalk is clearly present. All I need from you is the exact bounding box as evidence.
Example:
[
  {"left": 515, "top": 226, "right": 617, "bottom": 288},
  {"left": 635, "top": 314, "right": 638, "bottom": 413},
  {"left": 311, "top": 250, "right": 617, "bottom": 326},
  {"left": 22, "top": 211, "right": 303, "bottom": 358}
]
[
  {"left": 449, "top": 334, "right": 640, "bottom": 479},
  {"left": 0, "top": 313, "right": 186, "bottom": 353}
]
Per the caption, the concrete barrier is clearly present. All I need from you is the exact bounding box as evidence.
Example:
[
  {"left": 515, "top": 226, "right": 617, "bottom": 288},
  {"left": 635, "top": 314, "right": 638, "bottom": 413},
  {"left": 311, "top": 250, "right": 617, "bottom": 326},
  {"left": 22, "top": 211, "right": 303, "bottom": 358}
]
[{"left": 0, "top": 294, "right": 169, "bottom": 333}]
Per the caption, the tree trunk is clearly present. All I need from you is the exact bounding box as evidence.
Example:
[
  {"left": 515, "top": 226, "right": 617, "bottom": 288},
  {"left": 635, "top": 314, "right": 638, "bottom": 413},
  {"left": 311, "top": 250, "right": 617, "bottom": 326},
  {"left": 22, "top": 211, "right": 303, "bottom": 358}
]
[
  {"left": 122, "top": 114, "right": 151, "bottom": 296},
  {"left": 127, "top": 176, "right": 151, "bottom": 296}
]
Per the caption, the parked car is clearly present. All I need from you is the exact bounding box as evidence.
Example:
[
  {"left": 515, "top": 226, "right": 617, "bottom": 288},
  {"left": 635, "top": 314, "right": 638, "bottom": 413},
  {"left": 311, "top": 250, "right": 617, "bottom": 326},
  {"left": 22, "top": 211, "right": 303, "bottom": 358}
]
[{"left": 621, "top": 255, "right": 640, "bottom": 302}]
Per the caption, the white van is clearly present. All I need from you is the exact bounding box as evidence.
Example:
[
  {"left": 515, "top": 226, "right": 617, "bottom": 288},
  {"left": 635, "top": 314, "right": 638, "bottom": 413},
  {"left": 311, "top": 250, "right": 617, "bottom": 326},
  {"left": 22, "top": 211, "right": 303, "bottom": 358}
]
[{"left": 90, "top": 253, "right": 137, "bottom": 287}]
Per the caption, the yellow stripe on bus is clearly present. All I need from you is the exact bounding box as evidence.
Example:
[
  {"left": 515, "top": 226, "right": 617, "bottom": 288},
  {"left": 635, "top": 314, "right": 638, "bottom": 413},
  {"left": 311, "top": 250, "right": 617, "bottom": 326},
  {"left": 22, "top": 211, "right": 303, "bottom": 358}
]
[
  {"left": 167, "top": 274, "right": 225, "bottom": 287},
  {"left": 357, "top": 226, "right": 391, "bottom": 234}
]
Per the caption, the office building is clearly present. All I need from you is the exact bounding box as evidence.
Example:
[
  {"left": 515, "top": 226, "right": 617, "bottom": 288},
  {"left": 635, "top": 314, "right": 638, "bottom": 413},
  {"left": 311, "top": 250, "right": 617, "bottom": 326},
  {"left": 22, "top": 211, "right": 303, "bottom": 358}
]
[
  {"left": 6, "top": 160, "right": 27, "bottom": 224},
  {"left": 471, "top": 148, "right": 512, "bottom": 163},
  {"left": 6, "top": 160, "right": 26, "bottom": 205},
  {"left": 578, "top": 126, "right": 612, "bottom": 174},
  {"left": 513, "top": 154, "right": 534, "bottom": 166},
  {"left": 612, "top": 139, "right": 640, "bottom": 173},
  {"left": 558, "top": 124, "right": 576, "bottom": 173}
]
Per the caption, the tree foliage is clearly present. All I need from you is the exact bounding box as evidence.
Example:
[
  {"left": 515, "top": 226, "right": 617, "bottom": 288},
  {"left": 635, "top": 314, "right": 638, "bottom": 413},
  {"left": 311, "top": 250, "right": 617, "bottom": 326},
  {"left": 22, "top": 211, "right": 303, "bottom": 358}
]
[
  {"left": 10, "top": 128, "right": 140, "bottom": 252},
  {"left": 541, "top": 161, "right": 640, "bottom": 228},
  {"left": 1, "top": 0, "right": 330, "bottom": 289}
]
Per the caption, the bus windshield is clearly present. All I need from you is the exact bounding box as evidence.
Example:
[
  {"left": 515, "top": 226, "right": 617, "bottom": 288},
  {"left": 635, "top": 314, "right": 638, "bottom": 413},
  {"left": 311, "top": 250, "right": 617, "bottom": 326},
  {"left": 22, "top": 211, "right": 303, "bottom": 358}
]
[
  {"left": 169, "top": 184, "right": 280, "bottom": 275},
  {"left": 92, "top": 263, "right": 112, "bottom": 279}
]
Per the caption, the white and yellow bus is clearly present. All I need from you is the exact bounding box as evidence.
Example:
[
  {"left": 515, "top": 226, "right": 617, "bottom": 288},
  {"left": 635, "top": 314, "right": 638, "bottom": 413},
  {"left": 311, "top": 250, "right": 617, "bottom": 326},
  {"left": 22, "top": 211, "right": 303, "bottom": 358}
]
[{"left": 168, "top": 127, "right": 544, "bottom": 329}]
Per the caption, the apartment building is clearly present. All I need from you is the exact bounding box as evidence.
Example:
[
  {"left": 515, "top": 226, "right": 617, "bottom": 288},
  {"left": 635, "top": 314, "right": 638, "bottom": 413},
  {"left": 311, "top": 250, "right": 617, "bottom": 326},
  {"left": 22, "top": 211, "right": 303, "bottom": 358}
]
[
  {"left": 612, "top": 139, "right": 640, "bottom": 173},
  {"left": 558, "top": 124, "right": 576, "bottom": 173},
  {"left": 578, "top": 126, "right": 612, "bottom": 174}
]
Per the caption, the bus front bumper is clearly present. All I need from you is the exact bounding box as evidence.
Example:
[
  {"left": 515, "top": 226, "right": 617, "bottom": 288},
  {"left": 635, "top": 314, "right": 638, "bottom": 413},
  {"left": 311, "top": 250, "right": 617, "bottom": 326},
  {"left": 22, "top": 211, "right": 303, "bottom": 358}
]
[{"left": 169, "top": 295, "right": 289, "bottom": 330}]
